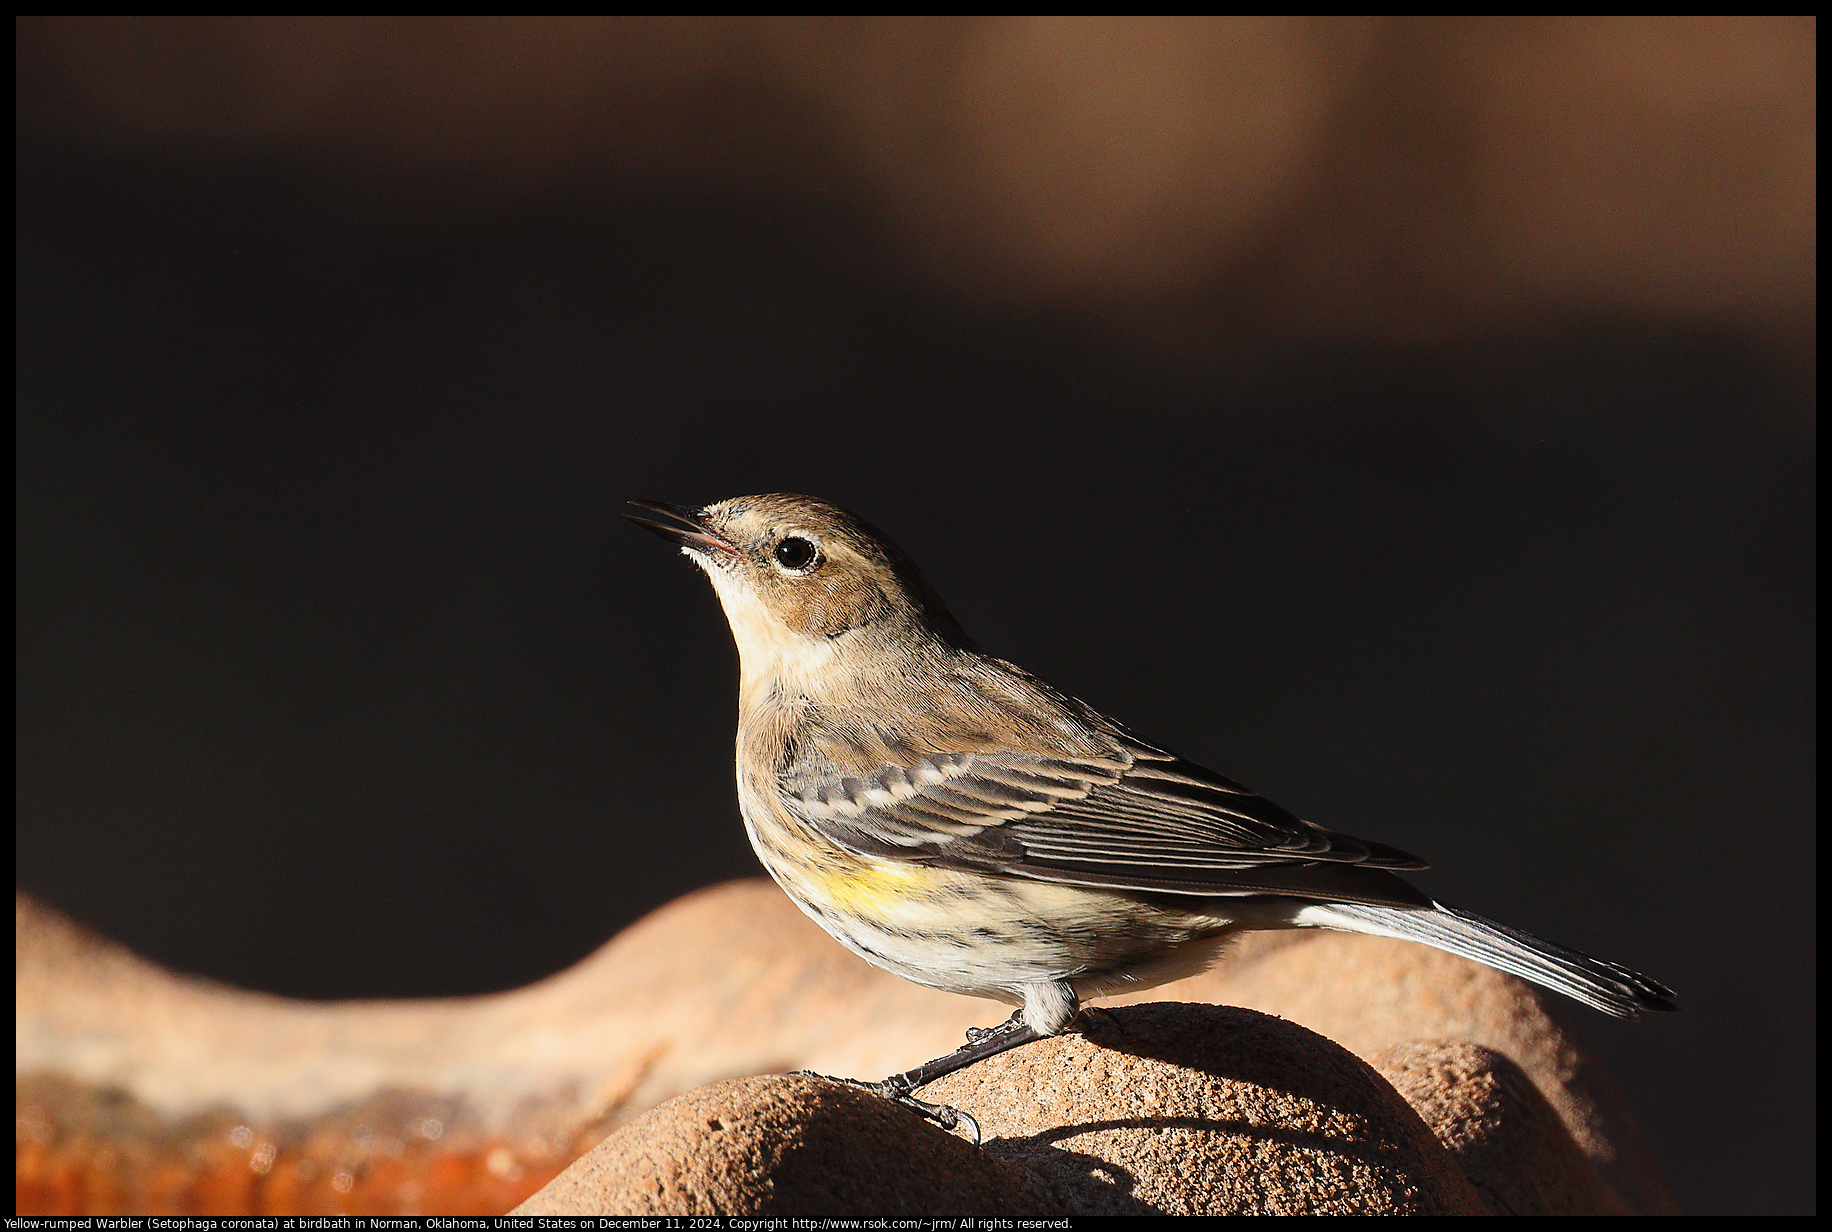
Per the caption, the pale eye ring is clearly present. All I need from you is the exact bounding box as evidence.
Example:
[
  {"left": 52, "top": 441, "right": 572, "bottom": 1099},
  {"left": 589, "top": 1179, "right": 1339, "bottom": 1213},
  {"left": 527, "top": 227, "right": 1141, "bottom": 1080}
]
[{"left": 773, "top": 536, "right": 821, "bottom": 572}]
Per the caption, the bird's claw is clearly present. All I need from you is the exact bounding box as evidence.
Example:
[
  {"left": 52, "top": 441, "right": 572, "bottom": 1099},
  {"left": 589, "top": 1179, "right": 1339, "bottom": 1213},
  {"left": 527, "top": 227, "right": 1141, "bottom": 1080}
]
[
  {"left": 884, "top": 1088, "right": 982, "bottom": 1145},
  {"left": 792, "top": 1070, "right": 982, "bottom": 1145},
  {"left": 963, "top": 1008, "right": 1026, "bottom": 1046}
]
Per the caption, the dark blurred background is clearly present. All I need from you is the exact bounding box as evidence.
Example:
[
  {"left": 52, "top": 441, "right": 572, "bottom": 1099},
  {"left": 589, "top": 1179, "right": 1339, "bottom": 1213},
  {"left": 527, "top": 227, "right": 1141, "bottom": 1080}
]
[{"left": 15, "top": 18, "right": 1814, "bottom": 1214}]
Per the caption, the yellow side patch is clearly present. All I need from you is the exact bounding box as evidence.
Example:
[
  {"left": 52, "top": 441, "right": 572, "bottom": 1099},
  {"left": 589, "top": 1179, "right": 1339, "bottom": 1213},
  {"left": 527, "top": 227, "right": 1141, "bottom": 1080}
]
[{"left": 814, "top": 861, "right": 940, "bottom": 915}]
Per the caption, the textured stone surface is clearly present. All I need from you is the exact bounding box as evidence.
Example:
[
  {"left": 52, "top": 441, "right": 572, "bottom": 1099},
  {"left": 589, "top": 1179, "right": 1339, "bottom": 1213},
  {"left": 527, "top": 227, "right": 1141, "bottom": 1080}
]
[
  {"left": 14, "top": 883, "right": 993, "bottom": 1214},
  {"left": 515, "top": 1075, "right": 1059, "bottom": 1216},
  {"left": 1132, "top": 928, "right": 1678, "bottom": 1213},
  {"left": 934, "top": 1004, "right": 1489, "bottom": 1215},
  {"left": 1372, "top": 1039, "right": 1627, "bottom": 1216},
  {"left": 19, "top": 880, "right": 1673, "bottom": 1214},
  {"left": 521, "top": 1007, "right": 1491, "bottom": 1216}
]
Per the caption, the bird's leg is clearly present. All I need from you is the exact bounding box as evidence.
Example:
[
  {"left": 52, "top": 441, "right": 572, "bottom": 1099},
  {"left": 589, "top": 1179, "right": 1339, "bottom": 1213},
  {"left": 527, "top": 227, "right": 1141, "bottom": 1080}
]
[{"left": 795, "top": 1013, "right": 1045, "bottom": 1145}]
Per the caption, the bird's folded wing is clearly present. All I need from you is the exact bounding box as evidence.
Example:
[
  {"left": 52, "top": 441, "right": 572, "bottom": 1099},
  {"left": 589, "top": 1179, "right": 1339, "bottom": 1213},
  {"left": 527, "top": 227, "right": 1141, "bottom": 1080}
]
[{"left": 782, "top": 745, "right": 1434, "bottom": 905}]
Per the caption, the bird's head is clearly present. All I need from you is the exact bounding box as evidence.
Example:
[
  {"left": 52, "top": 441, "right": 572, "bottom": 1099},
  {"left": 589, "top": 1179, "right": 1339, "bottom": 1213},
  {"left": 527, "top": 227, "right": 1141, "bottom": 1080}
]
[{"left": 627, "top": 494, "right": 971, "bottom": 690}]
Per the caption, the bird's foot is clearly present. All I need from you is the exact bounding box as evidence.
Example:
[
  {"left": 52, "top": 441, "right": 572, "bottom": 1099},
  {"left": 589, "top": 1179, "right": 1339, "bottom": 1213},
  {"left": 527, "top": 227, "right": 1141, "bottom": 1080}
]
[
  {"left": 963, "top": 1008, "right": 1027, "bottom": 1045},
  {"left": 791, "top": 1071, "right": 982, "bottom": 1145}
]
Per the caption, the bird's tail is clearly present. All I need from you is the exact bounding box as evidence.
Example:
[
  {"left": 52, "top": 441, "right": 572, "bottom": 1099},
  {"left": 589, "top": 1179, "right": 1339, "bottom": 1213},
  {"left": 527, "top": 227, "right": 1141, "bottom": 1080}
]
[{"left": 1297, "top": 899, "right": 1677, "bottom": 1019}]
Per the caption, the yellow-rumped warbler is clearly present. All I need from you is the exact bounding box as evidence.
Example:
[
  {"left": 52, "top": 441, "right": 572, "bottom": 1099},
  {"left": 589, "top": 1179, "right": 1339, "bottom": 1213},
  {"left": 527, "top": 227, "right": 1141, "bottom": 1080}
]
[{"left": 628, "top": 493, "right": 1675, "bottom": 1138}]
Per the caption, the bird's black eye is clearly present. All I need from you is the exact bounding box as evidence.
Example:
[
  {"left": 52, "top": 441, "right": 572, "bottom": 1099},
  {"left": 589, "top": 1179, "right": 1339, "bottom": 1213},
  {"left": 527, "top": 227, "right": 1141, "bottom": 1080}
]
[{"left": 773, "top": 536, "right": 821, "bottom": 572}]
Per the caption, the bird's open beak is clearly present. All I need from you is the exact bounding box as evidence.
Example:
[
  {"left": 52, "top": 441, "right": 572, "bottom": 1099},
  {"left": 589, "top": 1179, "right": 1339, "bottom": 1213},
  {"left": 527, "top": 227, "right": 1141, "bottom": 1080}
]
[{"left": 625, "top": 500, "right": 743, "bottom": 560}]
